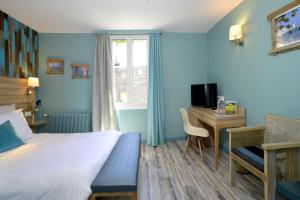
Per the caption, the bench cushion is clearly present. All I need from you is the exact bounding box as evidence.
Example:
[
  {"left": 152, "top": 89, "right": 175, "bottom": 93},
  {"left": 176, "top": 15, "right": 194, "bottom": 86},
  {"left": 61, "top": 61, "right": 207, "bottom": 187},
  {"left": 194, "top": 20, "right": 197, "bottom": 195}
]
[
  {"left": 232, "top": 146, "right": 264, "bottom": 172},
  {"left": 91, "top": 132, "right": 141, "bottom": 193}
]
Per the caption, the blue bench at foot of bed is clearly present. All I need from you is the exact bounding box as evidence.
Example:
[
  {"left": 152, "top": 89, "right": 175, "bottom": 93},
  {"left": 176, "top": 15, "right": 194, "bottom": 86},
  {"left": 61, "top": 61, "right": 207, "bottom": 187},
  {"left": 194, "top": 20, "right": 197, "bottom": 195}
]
[{"left": 89, "top": 132, "right": 141, "bottom": 200}]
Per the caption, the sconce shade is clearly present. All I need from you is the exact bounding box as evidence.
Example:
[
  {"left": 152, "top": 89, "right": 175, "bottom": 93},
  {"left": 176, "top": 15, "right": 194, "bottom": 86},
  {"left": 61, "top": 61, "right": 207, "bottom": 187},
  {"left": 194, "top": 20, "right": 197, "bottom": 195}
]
[
  {"left": 28, "top": 77, "right": 40, "bottom": 87},
  {"left": 229, "top": 25, "right": 243, "bottom": 41}
]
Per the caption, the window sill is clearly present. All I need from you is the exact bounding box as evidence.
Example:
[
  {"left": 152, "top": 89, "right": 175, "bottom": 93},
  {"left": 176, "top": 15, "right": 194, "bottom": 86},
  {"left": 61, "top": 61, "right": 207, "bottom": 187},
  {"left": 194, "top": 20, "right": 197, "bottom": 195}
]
[{"left": 116, "top": 105, "right": 148, "bottom": 111}]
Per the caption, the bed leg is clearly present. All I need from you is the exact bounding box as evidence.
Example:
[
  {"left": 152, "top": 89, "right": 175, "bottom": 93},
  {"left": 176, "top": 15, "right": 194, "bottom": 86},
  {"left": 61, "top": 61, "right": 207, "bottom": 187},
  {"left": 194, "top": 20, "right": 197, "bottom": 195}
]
[
  {"left": 131, "top": 192, "right": 137, "bottom": 200},
  {"left": 88, "top": 193, "right": 96, "bottom": 200}
]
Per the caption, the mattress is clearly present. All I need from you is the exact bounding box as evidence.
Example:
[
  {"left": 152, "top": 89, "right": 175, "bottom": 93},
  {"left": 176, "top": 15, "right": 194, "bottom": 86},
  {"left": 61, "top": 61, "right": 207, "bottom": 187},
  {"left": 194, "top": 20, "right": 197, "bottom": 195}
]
[{"left": 0, "top": 131, "right": 121, "bottom": 200}]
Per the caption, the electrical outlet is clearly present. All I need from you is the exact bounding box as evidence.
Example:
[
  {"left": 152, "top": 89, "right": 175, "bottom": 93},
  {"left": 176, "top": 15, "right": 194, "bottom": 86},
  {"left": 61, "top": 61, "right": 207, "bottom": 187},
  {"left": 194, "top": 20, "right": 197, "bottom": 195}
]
[{"left": 24, "top": 111, "right": 32, "bottom": 117}]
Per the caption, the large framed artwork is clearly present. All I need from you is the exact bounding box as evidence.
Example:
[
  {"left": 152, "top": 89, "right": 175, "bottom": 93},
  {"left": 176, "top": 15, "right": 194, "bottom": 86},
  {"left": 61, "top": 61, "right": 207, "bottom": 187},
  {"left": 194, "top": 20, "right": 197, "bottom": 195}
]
[{"left": 268, "top": 0, "right": 300, "bottom": 55}]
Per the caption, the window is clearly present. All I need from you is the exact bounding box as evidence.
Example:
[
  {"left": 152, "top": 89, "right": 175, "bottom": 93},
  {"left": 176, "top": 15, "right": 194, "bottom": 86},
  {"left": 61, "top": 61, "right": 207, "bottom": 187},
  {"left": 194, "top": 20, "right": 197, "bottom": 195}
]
[{"left": 111, "top": 35, "right": 149, "bottom": 109}]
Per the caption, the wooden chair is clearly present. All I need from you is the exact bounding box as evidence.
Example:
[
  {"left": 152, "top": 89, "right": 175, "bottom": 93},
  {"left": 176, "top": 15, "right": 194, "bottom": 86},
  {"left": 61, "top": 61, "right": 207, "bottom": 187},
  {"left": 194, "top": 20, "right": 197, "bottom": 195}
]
[
  {"left": 180, "top": 108, "right": 209, "bottom": 160},
  {"left": 228, "top": 114, "right": 300, "bottom": 200}
]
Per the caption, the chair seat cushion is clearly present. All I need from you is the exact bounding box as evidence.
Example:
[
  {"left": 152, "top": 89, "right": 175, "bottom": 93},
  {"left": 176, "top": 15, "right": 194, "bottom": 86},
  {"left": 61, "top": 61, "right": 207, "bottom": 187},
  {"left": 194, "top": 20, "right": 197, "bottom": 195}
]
[
  {"left": 232, "top": 146, "right": 264, "bottom": 171},
  {"left": 91, "top": 132, "right": 141, "bottom": 193},
  {"left": 277, "top": 181, "right": 300, "bottom": 200}
]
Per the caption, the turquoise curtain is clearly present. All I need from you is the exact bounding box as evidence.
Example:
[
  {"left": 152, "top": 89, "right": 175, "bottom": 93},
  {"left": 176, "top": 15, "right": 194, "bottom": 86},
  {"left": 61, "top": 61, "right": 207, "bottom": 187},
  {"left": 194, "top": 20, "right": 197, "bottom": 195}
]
[{"left": 147, "top": 33, "right": 165, "bottom": 146}]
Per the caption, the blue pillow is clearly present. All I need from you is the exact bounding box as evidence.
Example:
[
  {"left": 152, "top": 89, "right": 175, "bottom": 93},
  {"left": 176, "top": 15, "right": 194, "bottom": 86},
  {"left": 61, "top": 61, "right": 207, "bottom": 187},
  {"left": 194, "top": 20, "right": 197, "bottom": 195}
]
[{"left": 0, "top": 120, "right": 25, "bottom": 153}]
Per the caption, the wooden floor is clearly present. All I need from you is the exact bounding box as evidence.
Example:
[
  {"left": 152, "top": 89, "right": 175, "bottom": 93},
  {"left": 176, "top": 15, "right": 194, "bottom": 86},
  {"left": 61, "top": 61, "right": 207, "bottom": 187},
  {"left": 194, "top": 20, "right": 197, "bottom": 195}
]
[{"left": 100, "top": 140, "right": 286, "bottom": 200}]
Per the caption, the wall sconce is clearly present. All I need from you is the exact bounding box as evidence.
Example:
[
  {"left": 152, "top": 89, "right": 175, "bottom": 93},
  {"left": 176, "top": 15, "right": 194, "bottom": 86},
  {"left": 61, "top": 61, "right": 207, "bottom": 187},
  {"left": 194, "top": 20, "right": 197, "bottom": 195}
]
[
  {"left": 229, "top": 25, "right": 244, "bottom": 45},
  {"left": 27, "top": 77, "right": 39, "bottom": 95}
]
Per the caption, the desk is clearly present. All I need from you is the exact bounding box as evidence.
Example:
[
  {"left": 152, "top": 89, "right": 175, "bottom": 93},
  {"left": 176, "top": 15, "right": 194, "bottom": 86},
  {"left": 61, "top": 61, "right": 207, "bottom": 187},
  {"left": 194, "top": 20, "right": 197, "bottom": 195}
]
[{"left": 188, "top": 107, "right": 245, "bottom": 168}]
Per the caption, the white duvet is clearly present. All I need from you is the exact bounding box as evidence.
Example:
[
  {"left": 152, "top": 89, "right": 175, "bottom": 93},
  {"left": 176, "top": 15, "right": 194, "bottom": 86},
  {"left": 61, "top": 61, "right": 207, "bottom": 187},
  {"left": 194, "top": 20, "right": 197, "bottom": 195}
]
[{"left": 0, "top": 131, "right": 121, "bottom": 200}]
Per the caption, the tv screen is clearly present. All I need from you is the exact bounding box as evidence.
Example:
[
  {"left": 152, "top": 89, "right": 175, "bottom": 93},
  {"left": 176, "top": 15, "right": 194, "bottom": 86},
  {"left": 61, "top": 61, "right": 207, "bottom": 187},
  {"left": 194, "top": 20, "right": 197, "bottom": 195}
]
[{"left": 191, "top": 83, "right": 218, "bottom": 108}]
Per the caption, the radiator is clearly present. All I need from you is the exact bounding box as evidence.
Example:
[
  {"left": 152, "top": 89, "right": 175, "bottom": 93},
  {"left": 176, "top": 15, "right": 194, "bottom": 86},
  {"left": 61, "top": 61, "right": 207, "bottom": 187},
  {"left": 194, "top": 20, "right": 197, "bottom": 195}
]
[{"left": 45, "top": 113, "right": 91, "bottom": 133}]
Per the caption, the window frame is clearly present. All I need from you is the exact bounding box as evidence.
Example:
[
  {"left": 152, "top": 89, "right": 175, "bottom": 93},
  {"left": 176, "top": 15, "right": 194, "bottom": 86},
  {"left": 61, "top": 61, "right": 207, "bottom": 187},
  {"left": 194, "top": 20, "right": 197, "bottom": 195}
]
[{"left": 110, "top": 35, "right": 149, "bottom": 110}]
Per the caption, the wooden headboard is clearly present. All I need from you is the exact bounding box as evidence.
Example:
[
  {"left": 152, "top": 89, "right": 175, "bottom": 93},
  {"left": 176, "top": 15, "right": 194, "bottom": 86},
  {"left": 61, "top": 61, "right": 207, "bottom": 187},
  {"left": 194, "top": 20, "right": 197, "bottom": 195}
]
[{"left": 0, "top": 76, "right": 35, "bottom": 111}]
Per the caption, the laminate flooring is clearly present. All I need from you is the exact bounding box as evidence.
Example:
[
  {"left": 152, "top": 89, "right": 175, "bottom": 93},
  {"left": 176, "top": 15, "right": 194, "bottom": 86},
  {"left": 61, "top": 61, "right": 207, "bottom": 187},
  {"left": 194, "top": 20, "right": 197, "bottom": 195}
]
[{"left": 100, "top": 140, "right": 286, "bottom": 200}]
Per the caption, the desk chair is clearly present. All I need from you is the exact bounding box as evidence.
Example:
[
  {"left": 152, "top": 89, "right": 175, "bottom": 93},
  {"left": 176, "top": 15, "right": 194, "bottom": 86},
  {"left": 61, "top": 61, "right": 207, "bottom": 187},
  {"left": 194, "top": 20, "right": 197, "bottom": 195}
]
[{"left": 180, "top": 108, "right": 209, "bottom": 160}]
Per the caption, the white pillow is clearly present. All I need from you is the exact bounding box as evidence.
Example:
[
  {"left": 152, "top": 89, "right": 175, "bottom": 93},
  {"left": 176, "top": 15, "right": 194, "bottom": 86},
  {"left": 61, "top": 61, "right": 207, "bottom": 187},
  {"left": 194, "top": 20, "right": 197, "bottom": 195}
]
[
  {"left": 0, "top": 110, "right": 33, "bottom": 142},
  {"left": 0, "top": 104, "right": 16, "bottom": 115}
]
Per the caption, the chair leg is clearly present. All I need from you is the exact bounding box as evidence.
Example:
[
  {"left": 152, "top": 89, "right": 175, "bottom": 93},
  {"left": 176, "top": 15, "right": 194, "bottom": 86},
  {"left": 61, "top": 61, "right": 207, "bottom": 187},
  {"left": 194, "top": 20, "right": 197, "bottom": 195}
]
[
  {"left": 210, "top": 135, "right": 214, "bottom": 147},
  {"left": 197, "top": 137, "right": 203, "bottom": 160},
  {"left": 131, "top": 192, "right": 137, "bottom": 200},
  {"left": 200, "top": 138, "right": 205, "bottom": 149},
  {"left": 183, "top": 136, "right": 190, "bottom": 158},
  {"left": 229, "top": 156, "right": 237, "bottom": 187},
  {"left": 264, "top": 151, "right": 276, "bottom": 200}
]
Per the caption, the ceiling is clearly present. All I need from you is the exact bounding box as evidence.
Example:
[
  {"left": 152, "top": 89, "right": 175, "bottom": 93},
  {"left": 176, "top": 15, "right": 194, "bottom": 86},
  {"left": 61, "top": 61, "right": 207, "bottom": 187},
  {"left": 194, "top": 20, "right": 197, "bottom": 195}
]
[{"left": 0, "top": 0, "right": 243, "bottom": 33}]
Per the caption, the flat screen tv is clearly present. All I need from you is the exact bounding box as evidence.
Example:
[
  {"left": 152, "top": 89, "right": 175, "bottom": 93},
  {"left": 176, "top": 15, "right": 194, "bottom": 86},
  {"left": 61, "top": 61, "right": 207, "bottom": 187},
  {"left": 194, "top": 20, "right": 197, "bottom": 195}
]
[{"left": 191, "top": 83, "right": 218, "bottom": 108}]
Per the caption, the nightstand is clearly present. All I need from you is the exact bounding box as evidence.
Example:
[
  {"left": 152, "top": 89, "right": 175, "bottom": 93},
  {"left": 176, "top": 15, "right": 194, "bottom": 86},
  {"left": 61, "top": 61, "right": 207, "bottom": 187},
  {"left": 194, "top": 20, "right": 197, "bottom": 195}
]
[{"left": 27, "top": 119, "right": 47, "bottom": 133}]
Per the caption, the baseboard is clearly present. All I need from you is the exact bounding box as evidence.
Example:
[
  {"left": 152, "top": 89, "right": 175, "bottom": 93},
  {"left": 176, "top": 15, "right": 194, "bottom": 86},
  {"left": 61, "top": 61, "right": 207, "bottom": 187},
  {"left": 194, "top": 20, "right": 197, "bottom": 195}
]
[
  {"left": 165, "top": 136, "right": 186, "bottom": 142},
  {"left": 141, "top": 136, "right": 186, "bottom": 144}
]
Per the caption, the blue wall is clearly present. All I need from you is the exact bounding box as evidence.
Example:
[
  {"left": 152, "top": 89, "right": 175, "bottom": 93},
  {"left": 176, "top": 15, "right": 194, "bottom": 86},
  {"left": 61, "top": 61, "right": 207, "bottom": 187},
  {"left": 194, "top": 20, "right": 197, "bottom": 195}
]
[
  {"left": 162, "top": 33, "right": 207, "bottom": 139},
  {"left": 39, "top": 32, "right": 207, "bottom": 140},
  {"left": 39, "top": 33, "right": 95, "bottom": 114},
  {"left": 207, "top": 0, "right": 300, "bottom": 148},
  {"left": 117, "top": 109, "right": 147, "bottom": 141}
]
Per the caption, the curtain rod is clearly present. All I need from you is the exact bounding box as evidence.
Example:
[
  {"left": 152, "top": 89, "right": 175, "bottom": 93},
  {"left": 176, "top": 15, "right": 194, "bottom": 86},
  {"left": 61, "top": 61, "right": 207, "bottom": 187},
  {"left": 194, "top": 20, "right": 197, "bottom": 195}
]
[{"left": 95, "top": 29, "right": 163, "bottom": 35}]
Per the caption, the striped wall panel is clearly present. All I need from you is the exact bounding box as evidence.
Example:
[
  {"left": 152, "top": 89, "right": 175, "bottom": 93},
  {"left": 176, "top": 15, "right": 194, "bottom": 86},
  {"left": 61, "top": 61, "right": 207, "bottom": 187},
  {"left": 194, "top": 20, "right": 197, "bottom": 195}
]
[
  {"left": 0, "top": 10, "right": 39, "bottom": 78},
  {"left": 45, "top": 113, "right": 91, "bottom": 133}
]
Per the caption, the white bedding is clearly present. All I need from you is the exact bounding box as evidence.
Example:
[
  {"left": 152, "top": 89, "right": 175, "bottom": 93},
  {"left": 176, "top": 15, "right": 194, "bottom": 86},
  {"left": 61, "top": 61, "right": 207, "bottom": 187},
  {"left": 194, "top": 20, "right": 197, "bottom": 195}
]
[{"left": 0, "top": 131, "right": 121, "bottom": 200}]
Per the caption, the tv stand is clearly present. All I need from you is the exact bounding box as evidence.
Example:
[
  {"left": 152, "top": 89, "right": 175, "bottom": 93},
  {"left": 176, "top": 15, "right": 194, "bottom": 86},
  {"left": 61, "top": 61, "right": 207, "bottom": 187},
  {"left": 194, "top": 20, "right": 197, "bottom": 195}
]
[{"left": 188, "top": 106, "right": 246, "bottom": 169}]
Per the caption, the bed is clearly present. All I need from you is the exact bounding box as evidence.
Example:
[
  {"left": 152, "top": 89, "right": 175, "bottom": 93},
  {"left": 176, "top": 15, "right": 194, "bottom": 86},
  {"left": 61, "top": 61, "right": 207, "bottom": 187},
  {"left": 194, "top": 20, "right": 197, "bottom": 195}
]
[
  {"left": 0, "top": 76, "right": 140, "bottom": 200},
  {"left": 0, "top": 131, "right": 121, "bottom": 200}
]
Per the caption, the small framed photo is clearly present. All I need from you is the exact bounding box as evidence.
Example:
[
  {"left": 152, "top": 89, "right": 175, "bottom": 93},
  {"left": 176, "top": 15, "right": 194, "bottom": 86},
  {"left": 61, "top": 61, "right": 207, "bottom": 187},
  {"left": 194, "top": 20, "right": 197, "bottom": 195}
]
[
  {"left": 71, "top": 64, "right": 89, "bottom": 79},
  {"left": 268, "top": 1, "right": 300, "bottom": 55},
  {"left": 47, "top": 58, "right": 64, "bottom": 74}
]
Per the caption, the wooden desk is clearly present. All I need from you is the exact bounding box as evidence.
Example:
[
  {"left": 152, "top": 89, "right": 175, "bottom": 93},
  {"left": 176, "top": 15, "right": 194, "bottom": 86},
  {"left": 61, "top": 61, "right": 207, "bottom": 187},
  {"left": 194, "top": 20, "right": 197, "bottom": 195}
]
[{"left": 188, "top": 107, "right": 246, "bottom": 169}]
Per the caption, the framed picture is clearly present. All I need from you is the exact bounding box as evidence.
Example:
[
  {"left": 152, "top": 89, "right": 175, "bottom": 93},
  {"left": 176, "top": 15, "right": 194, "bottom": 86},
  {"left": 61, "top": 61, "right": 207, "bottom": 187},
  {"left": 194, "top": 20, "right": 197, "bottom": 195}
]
[
  {"left": 71, "top": 64, "right": 89, "bottom": 79},
  {"left": 46, "top": 58, "right": 64, "bottom": 74},
  {"left": 268, "top": 0, "right": 300, "bottom": 55}
]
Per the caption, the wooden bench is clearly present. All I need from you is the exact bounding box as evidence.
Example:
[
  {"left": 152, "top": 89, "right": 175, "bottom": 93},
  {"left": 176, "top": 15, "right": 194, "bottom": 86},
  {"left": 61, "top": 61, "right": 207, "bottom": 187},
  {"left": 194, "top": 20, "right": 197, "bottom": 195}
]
[
  {"left": 89, "top": 132, "right": 141, "bottom": 200},
  {"left": 228, "top": 114, "right": 300, "bottom": 200}
]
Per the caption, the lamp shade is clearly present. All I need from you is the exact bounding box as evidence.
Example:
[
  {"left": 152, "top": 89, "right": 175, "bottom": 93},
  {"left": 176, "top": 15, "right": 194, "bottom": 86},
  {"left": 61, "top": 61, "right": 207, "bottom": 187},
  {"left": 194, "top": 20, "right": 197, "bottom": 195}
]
[
  {"left": 28, "top": 77, "right": 39, "bottom": 87},
  {"left": 229, "top": 25, "right": 243, "bottom": 41}
]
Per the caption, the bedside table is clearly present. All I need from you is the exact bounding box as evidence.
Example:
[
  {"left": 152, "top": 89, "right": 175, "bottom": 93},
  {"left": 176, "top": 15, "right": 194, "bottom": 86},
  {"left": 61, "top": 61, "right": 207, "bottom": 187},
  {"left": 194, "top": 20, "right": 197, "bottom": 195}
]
[{"left": 27, "top": 119, "right": 47, "bottom": 133}]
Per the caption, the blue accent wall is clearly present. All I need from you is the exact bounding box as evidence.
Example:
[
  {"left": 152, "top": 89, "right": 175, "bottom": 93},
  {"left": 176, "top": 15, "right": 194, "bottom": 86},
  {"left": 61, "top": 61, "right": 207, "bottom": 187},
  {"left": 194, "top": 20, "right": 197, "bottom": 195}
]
[
  {"left": 207, "top": 0, "right": 300, "bottom": 150},
  {"left": 39, "top": 32, "right": 207, "bottom": 140}
]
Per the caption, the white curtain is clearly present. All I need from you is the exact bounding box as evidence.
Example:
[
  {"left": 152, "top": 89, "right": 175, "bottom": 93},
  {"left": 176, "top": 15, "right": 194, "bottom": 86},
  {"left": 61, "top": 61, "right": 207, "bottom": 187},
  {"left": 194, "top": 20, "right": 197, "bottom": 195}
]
[{"left": 92, "top": 34, "right": 119, "bottom": 131}]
